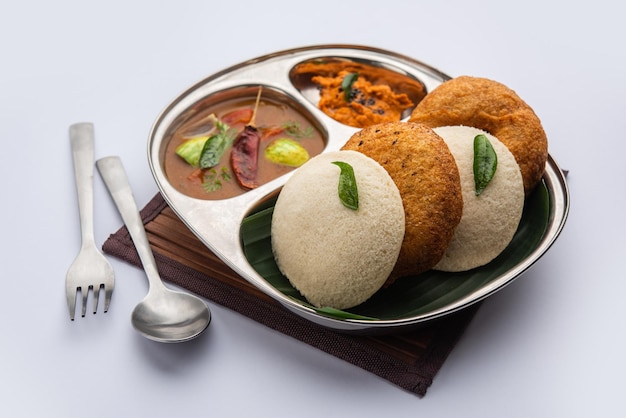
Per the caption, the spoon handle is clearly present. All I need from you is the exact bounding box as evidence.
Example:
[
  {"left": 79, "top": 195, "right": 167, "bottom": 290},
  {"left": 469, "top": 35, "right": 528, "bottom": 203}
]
[{"left": 96, "top": 156, "right": 164, "bottom": 290}]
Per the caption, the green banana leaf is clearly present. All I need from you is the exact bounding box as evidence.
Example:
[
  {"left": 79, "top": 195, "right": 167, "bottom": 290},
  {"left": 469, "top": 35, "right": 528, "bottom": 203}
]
[{"left": 240, "top": 182, "right": 550, "bottom": 320}]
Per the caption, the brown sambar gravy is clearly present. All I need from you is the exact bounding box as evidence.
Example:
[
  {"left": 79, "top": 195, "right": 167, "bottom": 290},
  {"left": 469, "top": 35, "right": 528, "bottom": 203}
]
[{"left": 164, "top": 95, "right": 325, "bottom": 200}]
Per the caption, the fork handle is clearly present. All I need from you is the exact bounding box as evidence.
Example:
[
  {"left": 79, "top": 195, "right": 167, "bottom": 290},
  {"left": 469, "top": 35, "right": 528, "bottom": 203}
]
[
  {"left": 70, "top": 123, "right": 96, "bottom": 247},
  {"left": 96, "top": 156, "right": 165, "bottom": 290}
]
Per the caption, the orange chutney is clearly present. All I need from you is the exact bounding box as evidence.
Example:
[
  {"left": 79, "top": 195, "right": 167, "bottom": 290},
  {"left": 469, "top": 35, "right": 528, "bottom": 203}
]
[{"left": 291, "top": 61, "right": 426, "bottom": 128}]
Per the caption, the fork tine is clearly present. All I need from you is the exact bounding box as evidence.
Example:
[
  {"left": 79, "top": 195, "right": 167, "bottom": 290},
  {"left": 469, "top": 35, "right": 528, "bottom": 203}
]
[
  {"left": 103, "top": 285, "right": 113, "bottom": 313},
  {"left": 92, "top": 285, "right": 101, "bottom": 314},
  {"left": 81, "top": 286, "right": 89, "bottom": 317},
  {"left": 67, "top": 287, "right": 77, "bottom": 321}
]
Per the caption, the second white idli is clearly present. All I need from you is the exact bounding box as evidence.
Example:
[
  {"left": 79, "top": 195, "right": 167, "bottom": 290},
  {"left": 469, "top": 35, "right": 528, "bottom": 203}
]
[
  {"left": 271, "top": 150, "right": 405, "bottom": 309},
  {"left": 433, "top": 126, "right": 525, "bottom": 272}
]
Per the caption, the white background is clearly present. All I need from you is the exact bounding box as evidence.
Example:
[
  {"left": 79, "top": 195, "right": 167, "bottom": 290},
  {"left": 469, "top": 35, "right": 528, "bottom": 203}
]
[{"left": 2, "top": 1, "right": 625, "bottom": 417}]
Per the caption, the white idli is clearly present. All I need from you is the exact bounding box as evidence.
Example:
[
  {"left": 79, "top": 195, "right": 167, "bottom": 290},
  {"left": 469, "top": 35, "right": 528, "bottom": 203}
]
[
  {"left": 433, "top": 126, "right": 525, "bottom": 272},
  {"left": 271, "top": 150, "right": 405, "bottom": 309}
]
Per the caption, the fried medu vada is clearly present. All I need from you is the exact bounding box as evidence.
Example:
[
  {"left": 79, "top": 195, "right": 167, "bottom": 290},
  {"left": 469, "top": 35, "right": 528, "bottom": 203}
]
[
  {"left": 341, "top": 121, "right": 463, "bottom": 283},
  {"left": 409, "top": 76, "right": 547, "bottom": 195}
]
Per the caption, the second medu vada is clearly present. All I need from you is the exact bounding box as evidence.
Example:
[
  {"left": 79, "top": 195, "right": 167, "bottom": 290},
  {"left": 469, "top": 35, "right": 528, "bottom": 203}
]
[
  {"left": 409, "top": 76, "right": 547, "bottom": 195},
  {"left": 341, "top": 121, "right": 463, "bottom": 283}
]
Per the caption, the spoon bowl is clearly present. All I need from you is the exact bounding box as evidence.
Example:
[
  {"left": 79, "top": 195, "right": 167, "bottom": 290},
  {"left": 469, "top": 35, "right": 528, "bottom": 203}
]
[
  {"left": 97, "top": 156, "right": 211, "bottom": 343},
  {"left": 131, "top": 288, "right": 211, "bottom": 343}
]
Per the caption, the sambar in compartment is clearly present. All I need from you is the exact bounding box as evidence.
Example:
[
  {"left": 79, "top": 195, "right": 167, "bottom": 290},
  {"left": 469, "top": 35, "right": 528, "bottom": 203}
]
[{"left": 163, "top": 86, "right": 326, "bottom": 200}]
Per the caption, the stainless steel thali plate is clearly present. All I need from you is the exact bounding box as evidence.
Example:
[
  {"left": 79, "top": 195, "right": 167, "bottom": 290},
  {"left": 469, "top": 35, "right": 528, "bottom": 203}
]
[{"left": 147, "top": 44, "right": 570, "bottom": 334}]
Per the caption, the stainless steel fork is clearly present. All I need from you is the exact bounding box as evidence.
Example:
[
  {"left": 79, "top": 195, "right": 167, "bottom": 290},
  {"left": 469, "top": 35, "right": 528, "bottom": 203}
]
[{"left": 66, "top": 123, "right": 115, "bottom": 320}]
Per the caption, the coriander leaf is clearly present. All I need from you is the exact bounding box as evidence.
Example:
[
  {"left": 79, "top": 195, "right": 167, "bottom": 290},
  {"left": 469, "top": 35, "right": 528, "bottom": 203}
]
[
  {"left": 282, "top": 120, "right": 314, "bottom": 139},
  {"left": 201, "top": 167, "right": 232, "bottom": 193}
]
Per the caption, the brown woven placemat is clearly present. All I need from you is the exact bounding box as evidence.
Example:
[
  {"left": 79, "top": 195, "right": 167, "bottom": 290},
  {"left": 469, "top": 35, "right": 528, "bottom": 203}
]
[{"left": 102, "top": 193, "right": 479, "bottom": 396}]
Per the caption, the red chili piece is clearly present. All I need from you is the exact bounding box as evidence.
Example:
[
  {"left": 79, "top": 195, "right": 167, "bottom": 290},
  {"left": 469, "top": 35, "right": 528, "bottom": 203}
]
[{"left": 231, "top": 125, "right": 261, "bottom": 189}]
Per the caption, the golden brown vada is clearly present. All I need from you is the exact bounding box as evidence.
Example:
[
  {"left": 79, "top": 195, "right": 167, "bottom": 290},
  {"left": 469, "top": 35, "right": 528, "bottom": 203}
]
[
  {"left": 341, "top": 121, "right": 463, "bottom": 282},
  {"left": 409, "top": 76, "right": 547, "bottom": 195}
]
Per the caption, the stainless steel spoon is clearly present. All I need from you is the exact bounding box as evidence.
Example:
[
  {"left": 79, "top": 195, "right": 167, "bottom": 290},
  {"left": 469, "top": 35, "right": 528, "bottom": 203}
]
[{"left": 96, "top": 156, "right": 211, "bottom": 343}]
